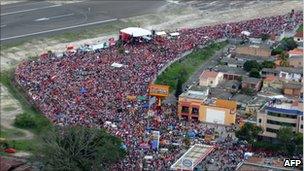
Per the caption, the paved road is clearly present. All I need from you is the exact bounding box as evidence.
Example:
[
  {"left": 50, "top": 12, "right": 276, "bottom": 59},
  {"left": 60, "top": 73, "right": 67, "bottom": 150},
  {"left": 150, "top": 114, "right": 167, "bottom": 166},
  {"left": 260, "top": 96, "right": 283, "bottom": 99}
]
[{"left": 0, "top": 1, "right": 167, "bottom": 43}]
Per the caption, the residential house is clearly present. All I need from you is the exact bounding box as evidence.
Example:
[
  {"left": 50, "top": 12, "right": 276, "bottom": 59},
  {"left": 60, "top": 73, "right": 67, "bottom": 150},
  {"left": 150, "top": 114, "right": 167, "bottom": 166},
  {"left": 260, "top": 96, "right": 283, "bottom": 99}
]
[
  {"left": 257, "top": 100, "right": 303, "bottom": 138},
  {"left": 242, "top": 76, "right": 262, "bottom": 92},
  {"left": 262, "top": 75, "right": 284, "bottom": 89},
  {"left": 178, "top": 89, "right": 237, "bottom": 125},
  {"left": 288, "top": 48, "right": 303, "bottom": 57},
  {"left": 283, "top": 82, "right": 303, "bottom": 97},
  {"left": 214, "top": 65, "right": 247, "bottom": 81},
  {"left": 221, "top": 58, "right": 244, "bottom": 68},
  {"left": 199, "top": 70, "right": 223, "bottom": 87},
  {"left": 261, "top": 67, "right": 302, "bottom": 82},
  {"left": 288, "top": 55, "right": 303, "bottom": 68}
]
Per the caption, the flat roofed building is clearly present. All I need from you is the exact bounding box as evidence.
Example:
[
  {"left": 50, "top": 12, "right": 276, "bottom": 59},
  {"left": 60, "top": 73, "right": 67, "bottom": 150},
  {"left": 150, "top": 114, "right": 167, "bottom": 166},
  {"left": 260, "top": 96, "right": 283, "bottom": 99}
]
[
  {"left": 178, "top": 89, "right": 237, "bottom": 125},
  {"left": 235, "top": 45, "right": 271, "bottom": 58},
  {"left": 236, "top": 156, "right": 297, "bottom": 171},
  {"left": 170, "top": 144, "right": 214, "bottom": 171},
  {"left": 283, "top": 82, "right": 303, "bottom": 97},
  {"left": 242, "top": 76, "right": 262, "bottom": 92},
  {"left": 257, "top": 100, "right": 303, "bottom": 138}
]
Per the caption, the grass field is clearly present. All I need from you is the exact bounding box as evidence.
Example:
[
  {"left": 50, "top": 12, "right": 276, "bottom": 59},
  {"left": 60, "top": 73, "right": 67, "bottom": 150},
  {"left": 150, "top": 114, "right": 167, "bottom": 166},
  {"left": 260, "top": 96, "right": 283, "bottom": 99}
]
[
  {"left": 6, "top": 139, "right": 39, "bottom": 152},
  {"left": 0, "top": 127, "right": 25, "bottom": 139},
  {"left": 0, "top": 70, "right": 51, "bottom": 134},
  {"left": 155, "top": 41, "right": 227, "bottom": 92}
]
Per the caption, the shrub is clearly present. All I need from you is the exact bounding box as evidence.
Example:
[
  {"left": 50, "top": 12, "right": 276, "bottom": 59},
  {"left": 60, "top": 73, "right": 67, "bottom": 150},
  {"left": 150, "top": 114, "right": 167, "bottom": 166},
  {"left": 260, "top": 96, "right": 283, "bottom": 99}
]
[
  {"left": 14, "top": 113, "right": 37, "bottom": 129},
  {"left": 14, "top": 112, "right": 49, "bottom": 132}
]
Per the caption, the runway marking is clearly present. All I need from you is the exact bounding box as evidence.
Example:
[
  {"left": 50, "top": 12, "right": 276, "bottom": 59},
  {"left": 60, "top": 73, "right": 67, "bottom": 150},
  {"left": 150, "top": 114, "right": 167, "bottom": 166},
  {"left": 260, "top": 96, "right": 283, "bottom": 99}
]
[
  {"left": 0, "top": 25, "right": 7, "bottom": 28},
  {"left": 2, "top": 1, "right": 47, "bottom": 9},
  {"left": 0, "top": 18, "right": 118, "bottom": 41},
  {"left": 1, "top": 4, "right": 61, "bottom": 16},
  {"left": 34, "top": 13, "right": 75, "bottom": 22}
]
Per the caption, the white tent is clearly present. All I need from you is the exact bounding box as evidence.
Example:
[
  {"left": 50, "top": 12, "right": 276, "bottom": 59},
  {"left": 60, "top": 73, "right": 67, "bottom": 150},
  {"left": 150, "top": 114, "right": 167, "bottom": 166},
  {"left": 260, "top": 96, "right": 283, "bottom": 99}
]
[
  {"left": 120, "top": 27, "right": 152, "bottom": 37},
  {"left": 92, "top": 43, "right": 106, "bottom": 50},
  {"left": 241, "top": 31, "right": 251, "bottom": 36},
  {"left": 169, "top": 32, "right": 180, "bottom": 36},
  {"left": 111, "top": 62, "right": 124, "bottom": 68},
  {"left": 156, "top": 31, "right": 167, "bottom": 36}
]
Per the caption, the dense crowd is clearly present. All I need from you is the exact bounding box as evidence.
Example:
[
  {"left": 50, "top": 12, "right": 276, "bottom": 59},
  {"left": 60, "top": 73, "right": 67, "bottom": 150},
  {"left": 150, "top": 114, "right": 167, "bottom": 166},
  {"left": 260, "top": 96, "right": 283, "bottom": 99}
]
[{"left": 15, "top": 11, "right": 302, "bottom": 170}]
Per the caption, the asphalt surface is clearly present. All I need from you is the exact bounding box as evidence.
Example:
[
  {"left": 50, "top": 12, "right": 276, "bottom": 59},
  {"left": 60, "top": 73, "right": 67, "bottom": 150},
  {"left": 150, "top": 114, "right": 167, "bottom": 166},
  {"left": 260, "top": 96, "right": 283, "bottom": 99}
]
[{"left": 0, "top": 1, "right": 167, "bottom": 43}]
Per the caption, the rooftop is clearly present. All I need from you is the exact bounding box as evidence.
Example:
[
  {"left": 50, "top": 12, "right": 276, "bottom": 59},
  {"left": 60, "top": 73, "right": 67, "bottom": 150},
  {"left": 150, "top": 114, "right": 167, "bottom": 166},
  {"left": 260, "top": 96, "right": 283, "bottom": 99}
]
[
  {"left": 276, "top": 67, "right": 303, "bottom": 74},
  {"left": 283, "top": 82, "right": 302, "bottom": 89},
  {"left": 218, "top": 80, "right": 241, "bottom": 90},
  {"left": 209, "top": 88, "right": 233, "bottom": 100},
  {"left": 264, "top": 75, "right": 277, "bottom": 81},
  {"left": 180, "top": 90, "right": 209, "bottom": 101},
  {"left": 237, "top": 156, "right": 296, "bottom": 171},
  {"left": 200, "top": 70, "right": 220, "bottom": 79},
  {"left": 215, "top": 99, "right": 237, "bottom": 110},
  {"left": 262, "top": 67, "right": 303, "bottom": 75},
  {"left": 288, "top": 48, "right": 303, "bottom": 55},
  {"left": 288, "top": 55, "right": 303, "bottom": 60},
  {"left": 263, "top": 100, "right": 303, "bottom": 116},
  {"left": 221, "top": 57, "right": 245, "bottom": 66},
  {"left": 170, "top": 144, "right": 214, "bottom": 171},
  {"left": 243, "top": 76, "right": 262, "bottom": 84},
  {"left": 231, "top": 94, "right": 253, "bottom": 104},
  {"left": 235, "top": 54, "right": 276, "bottom": 62},
  {"left": 213, "top": 65, "right": 247, "bottom": 76},
  {"left": 294, "top": 31, "right": 303, "bottom": 38}
]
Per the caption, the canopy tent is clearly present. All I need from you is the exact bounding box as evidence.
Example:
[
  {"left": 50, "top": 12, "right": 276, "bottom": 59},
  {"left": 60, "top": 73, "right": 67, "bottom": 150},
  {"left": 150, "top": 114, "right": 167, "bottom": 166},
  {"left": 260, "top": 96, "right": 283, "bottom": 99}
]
[
  {"left": 156, "top": 31, "right": 167, "bottom": 36},
  {"left": 92, "top": 43, "right": 107, "bottom": 50},
  {"left": 169, "top": 32, "right": 180, "bottom": 36},
  {"left": 120, "top": 27, "right": 152, "bottom": 37},
  {"left": 111, "top": 62, "right": 124, "bottom": 68},
  {"left": 241, "top": 31, "right": 251, "bottom": 36}
]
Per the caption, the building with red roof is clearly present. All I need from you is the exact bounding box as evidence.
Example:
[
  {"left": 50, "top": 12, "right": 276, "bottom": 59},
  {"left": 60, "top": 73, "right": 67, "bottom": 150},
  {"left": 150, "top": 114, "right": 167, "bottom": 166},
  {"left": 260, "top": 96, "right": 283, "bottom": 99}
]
[{"left": 199, "top": 70, "right": 223, "bottom": 87}]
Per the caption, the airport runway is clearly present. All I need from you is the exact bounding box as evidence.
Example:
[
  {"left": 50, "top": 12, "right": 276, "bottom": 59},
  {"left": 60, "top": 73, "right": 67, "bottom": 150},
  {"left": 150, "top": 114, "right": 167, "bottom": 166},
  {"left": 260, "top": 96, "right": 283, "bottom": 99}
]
[{"left": 0, "top": 1, "right": 167, "bottom": 43}]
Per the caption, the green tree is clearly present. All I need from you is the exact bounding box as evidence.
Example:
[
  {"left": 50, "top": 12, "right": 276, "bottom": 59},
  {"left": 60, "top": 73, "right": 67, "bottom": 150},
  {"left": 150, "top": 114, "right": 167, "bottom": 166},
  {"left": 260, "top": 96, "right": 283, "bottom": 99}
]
[
  {"left": 14, "top": 113, "right": 37, "bottom": 129},
  {"left": 175, "top": 77, "right": 183, "bottom": 98},
  {"left": 249, "top": 68, "right": 261, "bottom": 78},
  {"left": 34, "top": 126, "right": 126, "bottom": 170},
  {"left": 261, "top": 61, "right": 275, "bottom": 68},
  {"left": 261, "top": 33, "right": 270, "bottom": 41},
  {"left": 277, "top": 127, "right": 303, "bottom": 155},
  {"left": 271, "top": 47, "right": 284, "bottom": 55},
  {"left": 279, "top": 52, "right": 289, "bottom": 67},
  {"left": 243, "top": 60, "right": 261, "bottom": 72},
  {"left": 235, "top": 123, "right": 262, "bottom": 144},
  {"left": 277, "top": 127, "right": 293, "bottom": 155},
  {"left": 281, "top": 37, "right": 298, "bottom": 51},
  {"left": 294, "top": 132, "right": 303, "bottom": 155}
]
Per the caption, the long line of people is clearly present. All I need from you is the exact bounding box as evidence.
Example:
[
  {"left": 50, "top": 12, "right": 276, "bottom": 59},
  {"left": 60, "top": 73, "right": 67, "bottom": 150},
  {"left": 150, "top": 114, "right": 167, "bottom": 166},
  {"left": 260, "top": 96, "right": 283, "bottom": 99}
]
[{"left": 15, "top": 11, "right": 303, "bottom": 170}]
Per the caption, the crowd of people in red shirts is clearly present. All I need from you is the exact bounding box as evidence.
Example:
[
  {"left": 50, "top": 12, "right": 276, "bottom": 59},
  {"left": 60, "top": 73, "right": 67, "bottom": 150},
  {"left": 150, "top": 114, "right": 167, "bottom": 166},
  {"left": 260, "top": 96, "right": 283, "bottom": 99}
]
[{"left": 15, "top": 11, "right": 302, "bottom": 170}]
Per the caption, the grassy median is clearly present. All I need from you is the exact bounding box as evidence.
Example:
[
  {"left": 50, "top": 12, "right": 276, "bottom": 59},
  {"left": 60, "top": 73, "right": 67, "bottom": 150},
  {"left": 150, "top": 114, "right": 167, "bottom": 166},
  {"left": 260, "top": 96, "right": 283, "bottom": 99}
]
[{"left": 155, "top": 41, "right": 227, "bottom": 93}]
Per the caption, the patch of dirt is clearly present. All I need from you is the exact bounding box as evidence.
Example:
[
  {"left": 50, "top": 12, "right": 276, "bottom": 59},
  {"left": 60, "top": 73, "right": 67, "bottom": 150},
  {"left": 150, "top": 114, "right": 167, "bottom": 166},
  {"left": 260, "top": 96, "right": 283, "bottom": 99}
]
[
  {"left": 0, "top": 84, "right": 34, "bottom": 140},
  {"left": 130, "top": 1, "right": 302, "bottom": 30}
]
